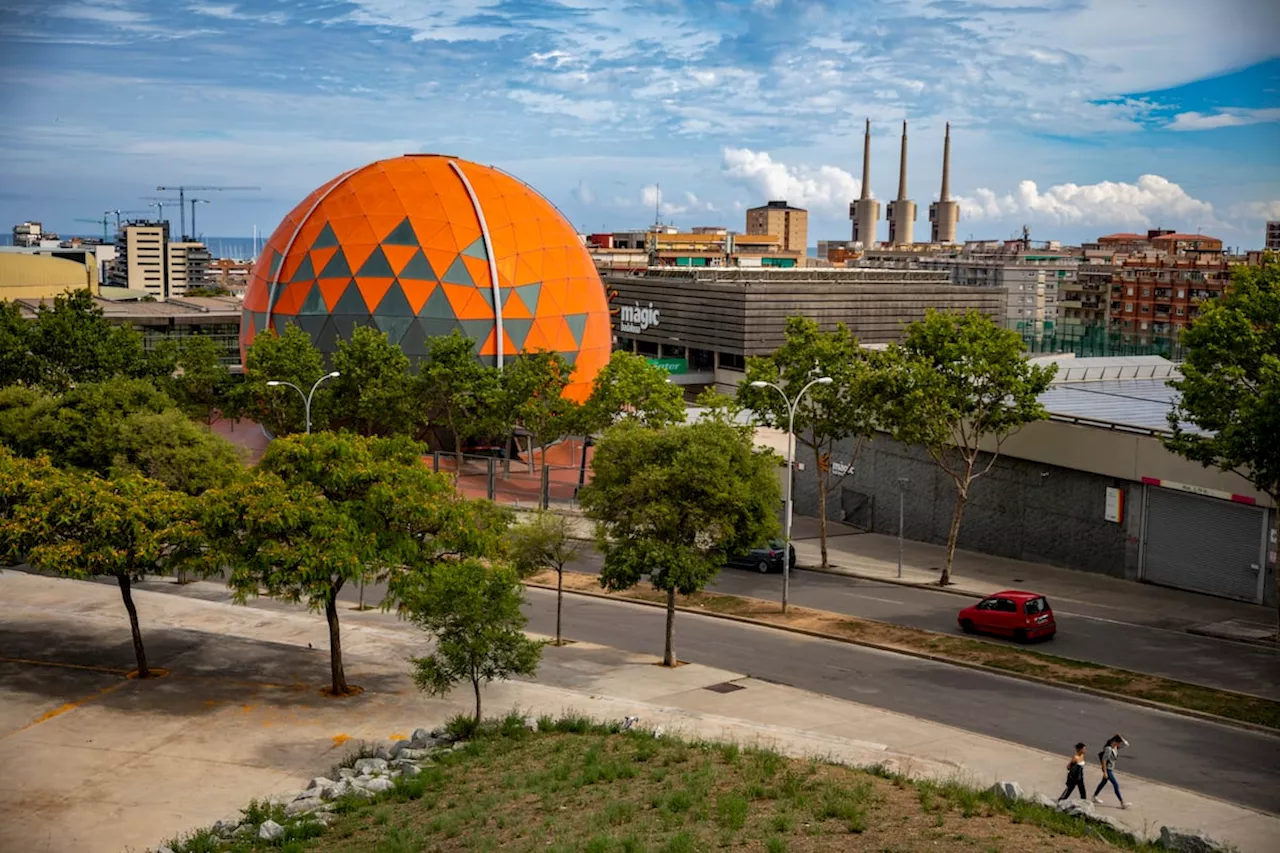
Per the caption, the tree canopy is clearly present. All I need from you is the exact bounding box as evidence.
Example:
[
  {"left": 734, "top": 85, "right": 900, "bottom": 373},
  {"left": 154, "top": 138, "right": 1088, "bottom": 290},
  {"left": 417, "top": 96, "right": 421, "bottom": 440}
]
[
  {"left": 329, "top": 325, "right": 414, "bottom": 437},
  {"left": 237, "top": 324, "right": 330, "bottom": 436},
  {"left": 883, "top": 310, "right": 1056, "bottom": 584},
  {"left": 160, "top": 334, "right": 234, "bottom": 425},
  {"left": 737, "top": 317, "right": 887, "bottom": 568},
  {"left": 501, "top": 350, "right": 579, "bottom": 466},
  {"left": 579, "top": 420, "right": 780, "bottom": 666},
  {"left": 415, "top": 331, "right": 504, "bottom": 459},
  {"left": 579, "top": 350, "right": 685, "bottom": 434},
  {"left": 1166, "top": 256, "right": 1280, "bottom": 630},
  {"left": 505, "top": 510, "right": 581, "bottom": 645}
]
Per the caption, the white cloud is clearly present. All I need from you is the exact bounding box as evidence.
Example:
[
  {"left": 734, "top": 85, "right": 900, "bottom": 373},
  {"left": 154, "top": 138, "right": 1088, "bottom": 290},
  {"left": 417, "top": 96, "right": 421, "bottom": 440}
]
[
  {"left": 571, "top": 180, "right": 594, "bottom": 205},
  {"left": 955, "top": 174, "right": 1218, "bottom": 229},
  {"left": 1229, "top": 200, "right": 1280, "bottom": 222},
  {"left": 641, "top": 185, "right": 688, "bottom": 217},
  {"left": 1167, "top": 107, "right": 1280, "bottom": 131},
  {"left": 721, "top": 148, "right": 860, "bottom": 213}
]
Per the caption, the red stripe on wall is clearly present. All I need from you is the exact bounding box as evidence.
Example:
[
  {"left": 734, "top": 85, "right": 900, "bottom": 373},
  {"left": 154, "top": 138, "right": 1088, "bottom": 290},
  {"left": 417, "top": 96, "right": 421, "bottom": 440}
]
[
  {"left": 1230, "top": 494, "right": 1257, "bottom": 505},
  {"left": 1141, "top": 477, "right": 1161, "bottom": 486}
]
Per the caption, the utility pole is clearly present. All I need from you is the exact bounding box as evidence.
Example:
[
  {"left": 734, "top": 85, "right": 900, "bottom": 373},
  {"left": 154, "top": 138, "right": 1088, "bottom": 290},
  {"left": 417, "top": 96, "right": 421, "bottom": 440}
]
[
  {"left": 897, "top": 477, "right": 910, "bottom": 578},
  {"left": 155, "top": 185, "right": 260, "bottom": 240}
]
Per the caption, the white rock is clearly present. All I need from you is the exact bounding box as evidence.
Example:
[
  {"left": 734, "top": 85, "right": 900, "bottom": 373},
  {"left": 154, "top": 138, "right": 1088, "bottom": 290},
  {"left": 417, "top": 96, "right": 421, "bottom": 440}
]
[
  {"left": 449, "top": 741, "right": 467, "bottom": 751},
  {"left": 652, "top": 726, "right": 665, "bottom": 739},
  {"left": 412, "top": 727, "right": 432, "bottom": 745},
  {"left": 621, "top": 716, "right": 639, "bottom": 731},
  {"left": 337, "top": 767, "right": 356, "bottom": 780},
  {"left": 429, "top": 727, "right": 448, "bottom": 739},
  {"left": 211, "top": 818, "right": 240, "bottom": 837},
  {"left": 353, "top": 757, "right": 389, "bottom": 776},
  {"left": 988, "top": 781, "right": 1024, "bottom": 801},
  {"left": 523, "top": 716, "right": 538, "bottom": 732},
  {"left": 359, "top": 776, "right": 395, "bottom": 794},
  {"left": 285, "top": 797, "right": 323, "bottom": 816},
  {"left": 1034, "top": 794, "right": 1059, "bottom": 809},
  {"left": 157, "top": 847, "right": 176, "bottom": 853},
  {"left": 306, "top": 776, "right": 336, "bottom": 793},
  {"left": 1158, "top": 827, "right": 1229, "bottom": 853},
  {"left": 396, "top": 764, "right": 421, "bottom": 777},
  {"left": 388, "top": 739, "right": 413, "bottom": 758},
  {"left": 396, "top": 748, "right": 431, "bottom": 761},
  {"left": 257, "top": 820, "right": 285, "bottom": 841},
  {"left": 1062, "top": 800, "right": 1096, "bottom": 819}
]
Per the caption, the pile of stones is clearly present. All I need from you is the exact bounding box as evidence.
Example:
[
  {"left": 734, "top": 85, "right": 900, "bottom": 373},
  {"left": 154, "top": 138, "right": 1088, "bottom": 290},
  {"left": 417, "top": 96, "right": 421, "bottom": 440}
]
[{"left": 159, "top": 726, "right": 470, "bottom": 851}]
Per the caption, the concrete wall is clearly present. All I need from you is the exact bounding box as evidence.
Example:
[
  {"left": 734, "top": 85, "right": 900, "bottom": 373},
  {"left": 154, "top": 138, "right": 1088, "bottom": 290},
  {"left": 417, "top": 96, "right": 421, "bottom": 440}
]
[{"left": 792, "top": 434, "right": 1139, "bottom": 578}]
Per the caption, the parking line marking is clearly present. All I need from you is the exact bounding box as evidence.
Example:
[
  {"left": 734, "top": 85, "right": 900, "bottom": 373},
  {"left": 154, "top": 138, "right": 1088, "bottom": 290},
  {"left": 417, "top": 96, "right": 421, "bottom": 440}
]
[{"left": 0, "top": 656, "right": 131, "bottom": 676}]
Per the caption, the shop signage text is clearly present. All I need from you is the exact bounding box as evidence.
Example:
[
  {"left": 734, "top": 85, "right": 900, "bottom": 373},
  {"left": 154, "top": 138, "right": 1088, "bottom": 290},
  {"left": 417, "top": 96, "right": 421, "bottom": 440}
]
[{"left": 620, "top": 301, "right": 660, "bottom": 334}]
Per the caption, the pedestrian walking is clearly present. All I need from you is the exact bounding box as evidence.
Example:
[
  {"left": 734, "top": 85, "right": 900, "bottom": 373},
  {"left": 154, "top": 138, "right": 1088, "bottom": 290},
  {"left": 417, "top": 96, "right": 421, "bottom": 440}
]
[
  {"left": 1058, "top": 742, "right": 1088, "bottom": 802},
  {"left": 1092, "top": 734, "right": 1130, "bottom": 809}
]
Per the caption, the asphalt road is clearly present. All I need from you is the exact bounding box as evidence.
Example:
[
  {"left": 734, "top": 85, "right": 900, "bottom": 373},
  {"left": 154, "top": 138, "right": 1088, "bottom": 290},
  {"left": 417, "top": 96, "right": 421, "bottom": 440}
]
[
  {"left": 518, "top": 587, "right": 1280, "bottom": 814},
  {"left": 563, "top": 551, "right": 1280, "bottom": 700}
]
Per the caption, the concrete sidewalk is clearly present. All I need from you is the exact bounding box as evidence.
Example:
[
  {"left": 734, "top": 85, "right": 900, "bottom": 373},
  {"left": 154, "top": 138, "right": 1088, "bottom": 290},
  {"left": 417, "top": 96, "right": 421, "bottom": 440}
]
[{"left": 3, "top": 570, "right": 1276, "bottom": 853}]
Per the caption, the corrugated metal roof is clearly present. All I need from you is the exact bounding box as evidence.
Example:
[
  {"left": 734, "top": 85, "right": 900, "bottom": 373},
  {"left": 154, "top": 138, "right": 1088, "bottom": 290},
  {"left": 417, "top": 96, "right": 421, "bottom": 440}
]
[{"left": 1038, "top": 379, "right": 1191, "bottom": 434}]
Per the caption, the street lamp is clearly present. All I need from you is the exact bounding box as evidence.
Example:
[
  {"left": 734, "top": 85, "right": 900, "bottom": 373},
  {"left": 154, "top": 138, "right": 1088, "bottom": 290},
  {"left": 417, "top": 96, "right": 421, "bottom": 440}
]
[
  {"left": 896, "top": 477, "right": 910, "bottom": 579},
  {"left": 266, "top": 371, "right": 340, "bottom": 434},
  {"left": 750, "top": 375, "right": 833, "bottom": 613}
]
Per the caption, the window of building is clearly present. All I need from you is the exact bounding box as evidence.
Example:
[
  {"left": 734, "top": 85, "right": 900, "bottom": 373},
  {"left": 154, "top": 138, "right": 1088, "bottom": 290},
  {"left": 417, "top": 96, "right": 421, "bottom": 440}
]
[
  {"left": 1176, "top": 288, "right": 1184, "bottom": 298},
  {"left": 1141, "top": 287, "right": 1150, "bottom": 297},
  {"left": 718, "top": 351, "right": 745, "bottom": 371},
  {"left": 1124, "top": 303, "right": 1133, "bottom": 313},
  {"left": 635, "top": 339, "right": 659, "bottom": 356},
  {"left": 1140, "top": 305, "right": 1150, "bottom": 314},
  {"left": 689, "top": 348, "right": 714, "bottom": 371},
  {"left": 1176, "top": 307, "right": 1185, "bottom": 316},
  {"left": 1126, "top": 286, "right": 1134, "bottom": 296}
]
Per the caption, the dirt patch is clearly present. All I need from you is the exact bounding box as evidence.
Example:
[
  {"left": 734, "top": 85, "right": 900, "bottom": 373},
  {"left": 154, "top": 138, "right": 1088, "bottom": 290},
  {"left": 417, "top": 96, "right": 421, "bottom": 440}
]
[{"left": 531, "top": 571, "right": 1280, "bottom": 731}]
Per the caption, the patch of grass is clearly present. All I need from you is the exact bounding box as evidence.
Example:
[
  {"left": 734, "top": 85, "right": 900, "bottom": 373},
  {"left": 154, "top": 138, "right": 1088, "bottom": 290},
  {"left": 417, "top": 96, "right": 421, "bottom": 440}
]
[
  {"left": 533, "top": 570, "right": 1280, "bottom": 731},
  {"left": 171, "top": 713, "right": 1166, "bottom": 853}
]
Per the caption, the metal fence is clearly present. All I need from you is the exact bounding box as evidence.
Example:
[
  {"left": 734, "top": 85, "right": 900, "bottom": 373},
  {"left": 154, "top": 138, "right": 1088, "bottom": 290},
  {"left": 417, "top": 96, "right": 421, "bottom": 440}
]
[{"left": 430, "top": 451, "right": 591, "bottom": 508}]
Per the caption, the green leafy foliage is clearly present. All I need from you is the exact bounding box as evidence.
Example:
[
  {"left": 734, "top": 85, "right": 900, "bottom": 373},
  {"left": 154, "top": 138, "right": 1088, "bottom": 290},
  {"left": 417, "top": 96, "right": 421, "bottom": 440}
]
[
  {"left": 579, "top": 350, "right": 686, "bottom": 434},
  {"left": 0, "top": 452, "right": 200, "bottom": 676},
  {"left": 415, "top": 331, "right": 504, "bottom": 458},
  {"left": 505, "top": 510, "right": 582, "bottom": 645},
  {"left": 579, "top": 421, "right": 780, "bottom": 666},
  {"left": 404, "top": 558, "right": 543, "bottom": 722},
  {"left": 737, "top": 317, "right": 888, "bottom": 567},
  {"left": 883, "top": 310, "right": 1056, "bottom": 583},
  {"left": 502, "top": 349, "right": 579, "bottom": 462},
  {"left": 1166, "top": 256, "right": 1280, "bottom": 628},
  {"left": 237, "top": 324, "right": 329, "bottom": 436},
  {"left": 0, "top": 378, "right": 242, "bottom": 495},
  {"left": 160, "top": 334, "right": 234, "bottom": 425},
  {"left": 330, "top": 325, "right": 414, "bottom": 436}
]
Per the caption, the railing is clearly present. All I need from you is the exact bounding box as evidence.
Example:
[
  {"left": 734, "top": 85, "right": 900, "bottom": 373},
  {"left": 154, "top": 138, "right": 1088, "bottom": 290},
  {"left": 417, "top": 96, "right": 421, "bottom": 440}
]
[{"left": 430, "top": 448, "right": 591, "bottom": 509}]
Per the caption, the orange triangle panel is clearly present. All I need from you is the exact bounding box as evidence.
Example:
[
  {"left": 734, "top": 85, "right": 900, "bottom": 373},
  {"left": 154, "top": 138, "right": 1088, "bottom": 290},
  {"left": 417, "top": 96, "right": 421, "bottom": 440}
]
[
  {"left": 502, "top": 290, "right": 532, "bottom": 320},
  {"left": 401, "top": 281, "right": 436, "bottom": 315},
  {"left": 381, "top": 244, "right": 419, "bottom": 275},
  {"left": 441, "top": 283, "right": 480, "bottom": 319},
  {"left": 318, "top": 278, "right": 351, "bottom": 312},
  {"left": 355, "top": 277, "right": 395, "bottom": 312}
]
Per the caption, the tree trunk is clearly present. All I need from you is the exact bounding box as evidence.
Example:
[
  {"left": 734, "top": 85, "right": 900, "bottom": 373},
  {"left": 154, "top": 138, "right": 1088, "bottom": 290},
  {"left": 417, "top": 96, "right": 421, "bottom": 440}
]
[
  {"left": 324, "top": 590, "right": 349, "bottom": 695},
  {"left": 117, "top": 574, "right": 151, "bottom": 678},
  {"left": 663, "top": 587, "right": 677, "bottom": 667},
  {"left": 817, "top": 460, "right": 830, "bottom": 568},
  {"left": 527, "top": 434, "right": 535, "bottom": 474},
  {"left": 942, "top": 489, "right": 968, "bottom": 587},
  {"left": 503, "top": 433, "right": 513, "bottom": 479},
  {"left": 453, "top": 429, "right": 464, "bottom": 468},
  {"left": 1272, "top": 506, "right": 1279, "bottom": 646},
  {"left": 472, "top": 674, "right": 482, "bottom": 723},
  {"left": 556, "top": 566, "right": 564, "bottom": 646}
]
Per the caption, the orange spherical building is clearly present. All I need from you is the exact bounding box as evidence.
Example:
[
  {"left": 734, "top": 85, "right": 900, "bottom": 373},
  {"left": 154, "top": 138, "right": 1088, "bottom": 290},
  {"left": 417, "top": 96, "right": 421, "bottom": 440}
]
[{"left": 241, "top": 154, "right": 611, "bottom": 401}]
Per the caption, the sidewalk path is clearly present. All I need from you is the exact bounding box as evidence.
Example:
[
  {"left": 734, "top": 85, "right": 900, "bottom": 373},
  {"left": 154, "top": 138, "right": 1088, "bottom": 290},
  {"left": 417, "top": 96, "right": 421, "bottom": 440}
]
[{"left": 2, "top": 570, "right": 1276, "bottom": 853}]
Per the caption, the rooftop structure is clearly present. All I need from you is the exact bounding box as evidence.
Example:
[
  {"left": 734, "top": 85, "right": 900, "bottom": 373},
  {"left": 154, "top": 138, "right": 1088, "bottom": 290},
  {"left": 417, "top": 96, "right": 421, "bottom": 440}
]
[
  {"left": 928, "top": 123, "right": 960, "bottom": 245},
  {"left": 885, "top": 121, "right": 916, "bottom": 246},
  {"left": 849, "top": 119, "right": 881, "bottom": 249},
  {"left": 746, "top": 200, "right": 808, "bottom": 260}
]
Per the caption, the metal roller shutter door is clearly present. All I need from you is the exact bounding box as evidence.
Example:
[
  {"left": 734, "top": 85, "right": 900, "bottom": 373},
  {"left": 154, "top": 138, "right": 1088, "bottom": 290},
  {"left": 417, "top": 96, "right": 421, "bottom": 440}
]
[{"left": 1142, "top": 488, "right": 1265, "bottom": 602}]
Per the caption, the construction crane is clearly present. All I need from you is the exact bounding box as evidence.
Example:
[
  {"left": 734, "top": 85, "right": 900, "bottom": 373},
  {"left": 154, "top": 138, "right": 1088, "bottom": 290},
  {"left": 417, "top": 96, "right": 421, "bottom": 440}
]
[
  {"left": 140, "top": 197, "right": 182, "bottom": 231},
  {"left": 155, "top": 185, "right": 260, "bottom": 240},
  {"left": 75, "top": 216, "right": 112, "bottom": 241},
  {"left": 105, "top": 209, "right": 152, "bottom": 231},
  {"left": 189, "top": 198, "right": 211, "bottom": 241}
]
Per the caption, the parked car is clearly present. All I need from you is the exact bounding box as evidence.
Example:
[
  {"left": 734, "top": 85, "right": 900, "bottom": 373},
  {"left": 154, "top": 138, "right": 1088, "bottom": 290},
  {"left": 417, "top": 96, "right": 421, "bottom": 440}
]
[
  {"left": 726, "top": 541, "right": 798, "bottom": 574},
  {"left": 957, "top": 590, "right": 1056, "bottom": 642}
]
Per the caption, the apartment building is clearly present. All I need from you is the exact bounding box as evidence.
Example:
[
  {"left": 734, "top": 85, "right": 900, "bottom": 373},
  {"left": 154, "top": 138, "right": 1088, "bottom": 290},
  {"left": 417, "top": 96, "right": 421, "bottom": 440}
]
[
  {"left": 1266, "top": 221, "right": 1279, "bottom": 251},
  {"left": 746, "top": 200, "right": 808, "bottom": 258},
  {"left": 107, "top": 221, "right": 210, "bottom": 299}
]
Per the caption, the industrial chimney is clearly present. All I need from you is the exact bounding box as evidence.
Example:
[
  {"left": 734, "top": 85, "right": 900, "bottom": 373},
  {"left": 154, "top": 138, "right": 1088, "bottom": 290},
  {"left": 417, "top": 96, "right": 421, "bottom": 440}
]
[
  {"left": 886, "top": 121, "right": 916, "bottom": 246},
  {"left": 929, "top": 122, "right": 960, "bottom": 244},
  {"left": 849, "top": 118, "right": 881, "bottom": 248}
]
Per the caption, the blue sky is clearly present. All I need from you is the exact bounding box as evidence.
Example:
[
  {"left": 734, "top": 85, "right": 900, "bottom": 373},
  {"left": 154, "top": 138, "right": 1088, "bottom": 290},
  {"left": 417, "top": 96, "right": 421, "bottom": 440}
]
[{"left": 1, "top": 0, "right": 1278, "bottom": 248}]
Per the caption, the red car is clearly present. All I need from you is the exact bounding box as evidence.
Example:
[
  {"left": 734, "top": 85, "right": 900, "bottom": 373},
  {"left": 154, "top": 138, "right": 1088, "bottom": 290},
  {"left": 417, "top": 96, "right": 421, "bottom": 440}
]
[{"left": 957, "top": 590, "right": 1056, "bottom": 642}]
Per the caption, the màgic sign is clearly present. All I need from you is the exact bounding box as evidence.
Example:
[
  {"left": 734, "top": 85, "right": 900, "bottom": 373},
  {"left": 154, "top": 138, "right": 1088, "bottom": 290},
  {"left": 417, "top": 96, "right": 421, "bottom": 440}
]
[{"left": 620, "top": 301, "right": 660, "bottom": 334}]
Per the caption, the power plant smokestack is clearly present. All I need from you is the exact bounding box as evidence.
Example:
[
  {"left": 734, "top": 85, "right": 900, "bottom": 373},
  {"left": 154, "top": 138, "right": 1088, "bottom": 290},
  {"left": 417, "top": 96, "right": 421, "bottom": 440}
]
[
  {"left": 850, "top": 118, "right": 880, "bottom": 248},
  {"left": 886, "top": 120, "right": 916, "bottom": 246},
  {"left": 929, "top": 121, "right": 960, "bottom": 244}
]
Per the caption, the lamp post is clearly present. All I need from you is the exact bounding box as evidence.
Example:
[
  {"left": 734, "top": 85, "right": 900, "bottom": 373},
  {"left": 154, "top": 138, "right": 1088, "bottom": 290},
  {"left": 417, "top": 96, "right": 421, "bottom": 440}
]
[
  {"left": 896, "top": 477, "right": 910, "bottom": 579},
  {"left": 750, "top": 376, "right": 833, "bottom": 613},
  {"left": 266, "top": 371, "right": 340, "bottom": 434}
]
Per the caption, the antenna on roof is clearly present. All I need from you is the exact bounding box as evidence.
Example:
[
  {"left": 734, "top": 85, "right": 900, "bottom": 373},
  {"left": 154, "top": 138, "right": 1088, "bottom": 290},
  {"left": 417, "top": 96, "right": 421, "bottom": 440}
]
[{"left": 655, "top": 183, "right": 661, "bottom": 227}]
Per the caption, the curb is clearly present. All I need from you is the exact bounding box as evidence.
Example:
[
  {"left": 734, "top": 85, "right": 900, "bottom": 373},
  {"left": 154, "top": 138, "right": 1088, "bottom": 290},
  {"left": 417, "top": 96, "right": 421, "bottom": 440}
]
[
  {"left": 527, "top": 582, "right": 1280, "bottom": 739},
  {"left": 799, "top": 562, "right": 986, "bottom": 600}
]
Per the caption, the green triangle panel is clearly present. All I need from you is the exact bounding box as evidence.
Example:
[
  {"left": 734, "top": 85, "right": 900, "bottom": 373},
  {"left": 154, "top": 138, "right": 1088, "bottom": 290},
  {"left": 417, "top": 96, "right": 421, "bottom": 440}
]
[
  {"left": 312, "top": 222, "right": 340, "bottom": 249},
  {"left": 418, "top": 316, "right": 457, "bottom": 340},
  {"left": 397, "top": 249, "right": 436, "bottom": 281},
  {"left": 332, "top": 314, "right": 371, "bottom": 343},
  {"left": 419, "top": 283, "right": 455, "bottom": 319},
  {"left": 374, "top": 313, "right": 414, "bottom": 345},
  {"left": 475, "top": 287, "right": 494, "bottom": 311},
  {"left": 477, "top": 355, "right": 498, "bottom": 368},
  {"left": 461, "top": 237, "right": 488, "bottom": 260},
  {"left": 319, "top": 248, "right": 352, "bottom": 279},
  {"left": 399, "top": 318, "right": 430, "bottom": 357},
  {"left": 358, "top": 246, "right": 395, "bottom": 278},
  {"left": 514, "top": 282, "right": 541, "bottom": 314},
  {"left": 268, "top": 249, "right": 283, "bottom": 279},
  {"left": 441, "top": 255, "right": 474, "bottom": 286},
  {"left": 456, "top": 319, "right": 493, "bottom": 351},
  {"left": 294, "top": 313, "right": 329, "bottom": 340},
  {"left": 297, "top": 282, "right": 328, "bottom": 316},
  {"left": 561, "top": 351, "right": 579, "bottom": 366},
  {"left": 314, "top": 317, "right": 340, "bottom": 353},
  {"left": 564, "top": 313, "right": 588, "bottom": 348},
  {"left": 382, "top": 216, "right": 419, "bottom": 246},
  {"left": 502, "top": 318, "right": 533, "bottom": 351},
  {"left": 290, "top": 253, "right": 316, "bottom": 283},
  {"left": 331, "top": 281, "right": 369, "bottom": 316},
  {"left": 374, "top": 281, "right": 414, "bottom": 317}
]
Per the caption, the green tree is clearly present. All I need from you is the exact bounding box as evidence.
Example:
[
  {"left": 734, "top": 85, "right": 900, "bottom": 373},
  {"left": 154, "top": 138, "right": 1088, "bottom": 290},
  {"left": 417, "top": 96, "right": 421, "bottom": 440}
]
[
  {"left": 163, "top": 334, "right": 234, "bottom": 425},
  {"left": 404, "top": 558, "right": 543, "bottom": 723},
  {"left": 238, "top": 324, "right": 329, "bottom": 436},
  {"left": 737, "top": 317, "right": 888, "bottom": 568},
  {"left": 579, "top": 350, "right": 685, "bottom": 434},
  {"left": 330, "top": 325, "right": 414, "bottom": 436},
  {"left": 416, "top": 331, "right": 503, "bottom": 461},
  {"left": 1166, "top": 257, "right": 1280, "bottom": 633},
  {"left": 505, "top": 510, "right": 582, "bottom": 645},
  {"left": 502, "top": 350, "right": 579, "bottom": 471},
  {"left": 0, "top": 300, "right": 33, "bottom": 387},
  {"left": 22, "top": 289, "right": 170, "bottom": 391},
  {"left": 579, "top": 421, "right": 780, "bottom": 666},
  {"left": 200, "top": 432, "right": 509, "bottom": 695},
  {"left": 0, "top": 455, "right": 198, "bottom": 678},
  {"left": 0, "top": 379, "right": 241, "bottom": 495},
  {"left": 883, "top": 310, "right": 1056, "bottom": 585}
]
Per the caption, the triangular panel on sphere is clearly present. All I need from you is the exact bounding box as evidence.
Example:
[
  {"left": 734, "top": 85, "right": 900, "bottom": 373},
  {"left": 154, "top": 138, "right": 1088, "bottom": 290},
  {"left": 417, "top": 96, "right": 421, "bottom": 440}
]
[
  {"left": 382, "top": 216, "right": 420, "bottom": 246},
  {"left": 355, "top": 277, "right": 395, "bottom": 313},
  {"left": 457, "top": 320, "right": 494, "bottom": 352},
  {"left": 501, "top": 289, "right": 533, "bottom": 320},
  {"left": 358, "top": 246, "right": 396, "bottom": 278},
  {"left": 397, "top": 249, "right": 437, "bottom": 282},
  {"left": 374, "top": 280, "right": 415, "bottom": 317},
  {"left": 515, "top": 281, "right": 542, "bottom": 315},
  {"left": 418, "top": 315, "right": 458, "bottom": 341},
  {"left": 381, "top": 244, "right": 419, "bottom": 276},
  {"left": 319, "top": 247, "right": 352, "bottom": 279},
  {"left": 564, "top": 313, "right": 588, "bottom": 348},
  {"left": 374, "top": 313, "right": 414, "bottom": 346},
  {"left": 461, "top": 237, "right": 489, "bottom": 260},
  {"left": 399, "top": 279, "right": 436, "bottom": 315},
  {"left": 315, "top": 316, "right": 340, "bottom": 353},
  {"left": 419, "top": 282, "right": 455, "bottom": 319},
  {"left": 399, "top": 317, "right": 430, "bottom": 358},
  {"left": 289, "top": 252, "right": 316, "bottom": 283},
  {"left": 441, "top": 255, "right": 475, "bottom": 286},
  {"left": 311, "top": 222, "right": 340, "bottom": 250},
  {"left": 502, "top": 318, "right": 533, "bottom": 351},
  {"left": 331, "top": 281, "right": 369, "bottom": 317}
]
